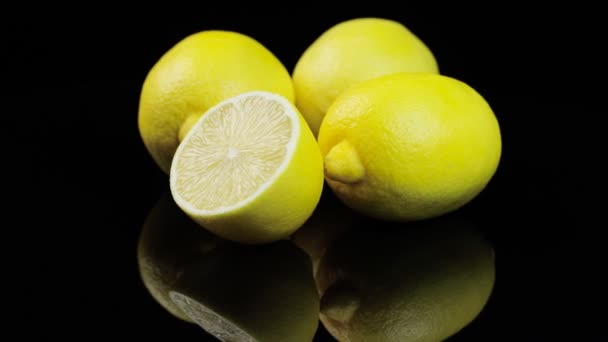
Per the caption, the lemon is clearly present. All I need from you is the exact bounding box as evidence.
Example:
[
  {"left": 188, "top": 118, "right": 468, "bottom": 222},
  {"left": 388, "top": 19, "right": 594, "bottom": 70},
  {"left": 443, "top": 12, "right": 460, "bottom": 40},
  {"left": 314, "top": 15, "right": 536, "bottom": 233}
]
[
  {"left": 137, "top": 192, "right": 224, "bottom": 323},
  {"left": 318, "top": 72, "right": 502, "bottom": 221},
  {"left": 168, "top": 240, "right": 320, "bottom": 342},
  {"left": 170, "top": 91, "right": 324, "bottom": 244},
  {"left": 292, "top": 17, "right": 439, "bottom": 136},
  {"left": 316, "top": 215, "right": 496, "bottom": 342},
  {"left": 138, "top": 30, "right": 294, "bottom": 174}
]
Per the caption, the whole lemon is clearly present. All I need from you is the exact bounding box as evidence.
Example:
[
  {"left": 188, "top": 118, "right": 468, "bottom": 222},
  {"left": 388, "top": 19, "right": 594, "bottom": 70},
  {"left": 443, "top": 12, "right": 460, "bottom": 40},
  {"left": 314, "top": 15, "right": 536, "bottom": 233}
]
[
  {"left": 318, "top": 72, "right": 502, "bottom": 221},
  {"left": 292, "top": 17, "right": 439, "bottom": 136},
  {"left": 138, "top": 30, "right": 294, "bottom": 174}
]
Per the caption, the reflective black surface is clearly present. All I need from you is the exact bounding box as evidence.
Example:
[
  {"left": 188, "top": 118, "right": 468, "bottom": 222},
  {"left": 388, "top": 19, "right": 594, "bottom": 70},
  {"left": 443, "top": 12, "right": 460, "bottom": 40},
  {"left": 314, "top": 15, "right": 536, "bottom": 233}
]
[{"left": 11, "top": 5, "right": 604, "bottom": 340}]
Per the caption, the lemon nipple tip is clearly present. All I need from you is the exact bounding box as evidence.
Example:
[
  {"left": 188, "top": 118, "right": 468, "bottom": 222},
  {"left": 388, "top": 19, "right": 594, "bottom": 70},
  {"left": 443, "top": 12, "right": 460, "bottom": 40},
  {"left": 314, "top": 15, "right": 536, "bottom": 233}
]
[{"left": 324, "top": 140, "right": 365, "bottom": 184}]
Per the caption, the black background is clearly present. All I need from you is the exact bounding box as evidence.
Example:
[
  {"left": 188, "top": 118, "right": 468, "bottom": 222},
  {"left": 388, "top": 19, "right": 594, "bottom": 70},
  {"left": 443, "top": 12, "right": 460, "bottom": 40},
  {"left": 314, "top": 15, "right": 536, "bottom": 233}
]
[{"left": 7, "top": 3, "right": 604, "bottom": 340}]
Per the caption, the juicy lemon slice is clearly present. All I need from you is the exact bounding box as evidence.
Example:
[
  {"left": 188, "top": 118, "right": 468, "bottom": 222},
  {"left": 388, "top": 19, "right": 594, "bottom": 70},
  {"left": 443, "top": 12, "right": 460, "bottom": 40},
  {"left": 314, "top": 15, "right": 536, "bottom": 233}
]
[{"left": 170, "top": 91, "right": 324, "bottom": 244}]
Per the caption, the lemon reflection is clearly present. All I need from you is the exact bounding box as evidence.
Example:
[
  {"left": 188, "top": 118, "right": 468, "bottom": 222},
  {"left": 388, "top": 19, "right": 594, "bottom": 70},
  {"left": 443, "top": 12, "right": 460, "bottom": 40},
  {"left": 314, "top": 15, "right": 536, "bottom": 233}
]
[
  {"left": 137, "top": 192, "right": 319, "bottom": 341},
  {"left": 291, "top": 188, "right": 363, "bottom": 276},
  {"left": 316, "top": 213, "right": 496, "bottom": 342}
]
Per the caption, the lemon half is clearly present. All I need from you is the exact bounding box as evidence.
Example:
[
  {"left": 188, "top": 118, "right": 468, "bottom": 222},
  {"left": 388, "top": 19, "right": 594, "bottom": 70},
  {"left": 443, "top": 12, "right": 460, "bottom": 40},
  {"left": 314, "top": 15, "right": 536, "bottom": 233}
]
[{"left": 170, "top": 91, "right": 324, "bottom": 244}]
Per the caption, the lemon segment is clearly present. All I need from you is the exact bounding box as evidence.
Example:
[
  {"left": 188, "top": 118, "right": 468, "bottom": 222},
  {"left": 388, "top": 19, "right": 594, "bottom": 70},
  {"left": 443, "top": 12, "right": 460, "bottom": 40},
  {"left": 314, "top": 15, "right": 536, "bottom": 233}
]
[{"left": 170, "top": 91, "right": 324, "bottom": 244}]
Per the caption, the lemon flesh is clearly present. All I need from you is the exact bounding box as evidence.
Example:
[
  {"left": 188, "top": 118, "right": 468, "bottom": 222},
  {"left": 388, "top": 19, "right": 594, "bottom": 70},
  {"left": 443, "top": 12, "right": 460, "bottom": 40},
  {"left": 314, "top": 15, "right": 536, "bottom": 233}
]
[
  {"left": 173, "top": 95, "right": 292, "bottom": 211},
  {"left": 138, "top": 30, "right": 294, "bottom": 174},
  {"left": 293, "top": 17, "right": 439, "bottom": 135},
  {"left": 170, "top": 91, "right": 324, "bottom": 244}
]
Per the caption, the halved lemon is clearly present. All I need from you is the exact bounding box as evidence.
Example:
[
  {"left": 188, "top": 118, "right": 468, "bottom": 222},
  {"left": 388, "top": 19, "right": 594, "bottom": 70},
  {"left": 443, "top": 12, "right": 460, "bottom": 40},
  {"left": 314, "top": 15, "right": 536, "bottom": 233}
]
[{"left": 170, "top": 91, "right": 324, "bottom": 244}]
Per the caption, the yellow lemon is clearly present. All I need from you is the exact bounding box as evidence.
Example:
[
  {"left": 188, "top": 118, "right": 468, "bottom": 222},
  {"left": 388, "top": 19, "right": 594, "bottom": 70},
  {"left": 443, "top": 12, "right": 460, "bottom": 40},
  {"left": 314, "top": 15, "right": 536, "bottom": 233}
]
[
  {"left": 316, "top": 215, "right": 496, "bottom": 341},
  {"left": 318, "top": 72, "right": 502, "bottom": 221},
  {"left": 138, "top": 30, "right": 294, "bottom": 174},
  {"left": 170, "top": 91, "right": 324, "bottom": 244},
  {"left": 293, "top": 17, "right": 439, "bottom": 136}
]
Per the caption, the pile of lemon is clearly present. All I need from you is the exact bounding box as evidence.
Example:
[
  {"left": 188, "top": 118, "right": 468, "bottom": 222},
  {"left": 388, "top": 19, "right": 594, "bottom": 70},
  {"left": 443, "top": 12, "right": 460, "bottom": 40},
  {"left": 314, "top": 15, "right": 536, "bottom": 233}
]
[{"left": 138, "top": 17, "right": 501, "bottom": 342}]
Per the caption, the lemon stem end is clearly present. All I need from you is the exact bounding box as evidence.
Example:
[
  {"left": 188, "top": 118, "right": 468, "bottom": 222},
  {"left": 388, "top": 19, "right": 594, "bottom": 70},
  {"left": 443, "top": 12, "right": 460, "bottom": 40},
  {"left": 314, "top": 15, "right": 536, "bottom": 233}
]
[
  {"left": 320, "top": 283, "right": 360, "bottom": 323},
  {"left": 178, "top": 114, "right": 201, "bottom": 142},
  {"left": 324, "top": 140, "right": 365, "bottom": 183}
]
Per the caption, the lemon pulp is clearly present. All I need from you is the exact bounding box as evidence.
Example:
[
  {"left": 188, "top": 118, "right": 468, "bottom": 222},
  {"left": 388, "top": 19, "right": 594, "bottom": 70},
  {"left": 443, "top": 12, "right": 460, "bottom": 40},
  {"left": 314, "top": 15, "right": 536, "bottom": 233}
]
[{"left": 172, "top": 92, "right": 297, "bottom": 214}]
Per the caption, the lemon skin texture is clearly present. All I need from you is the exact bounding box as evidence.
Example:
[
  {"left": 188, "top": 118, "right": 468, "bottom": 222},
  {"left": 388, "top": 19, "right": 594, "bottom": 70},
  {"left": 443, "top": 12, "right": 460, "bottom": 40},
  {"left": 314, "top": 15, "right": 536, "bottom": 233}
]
[
  {"left": 293, "top": 17, "right": 439, "bottom": 136},
  {"left": 318, "top": 72, "right": 502, "bottom": 222},
  {"left": 138, "top": 30, "right": 295, "bottom": 174}
]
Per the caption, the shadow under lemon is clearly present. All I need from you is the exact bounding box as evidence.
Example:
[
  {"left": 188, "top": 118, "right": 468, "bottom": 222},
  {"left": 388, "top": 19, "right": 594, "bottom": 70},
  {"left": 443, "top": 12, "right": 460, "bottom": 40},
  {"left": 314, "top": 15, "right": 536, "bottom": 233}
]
[
  {"left": 315, "top": 213, "right": 496, "bottom": 342},
  {"left": 137, "top": 192, "right": 320, "bottom": 342},
  {"left": 290, "top": 187, "right": 365, "bottom": 277}
]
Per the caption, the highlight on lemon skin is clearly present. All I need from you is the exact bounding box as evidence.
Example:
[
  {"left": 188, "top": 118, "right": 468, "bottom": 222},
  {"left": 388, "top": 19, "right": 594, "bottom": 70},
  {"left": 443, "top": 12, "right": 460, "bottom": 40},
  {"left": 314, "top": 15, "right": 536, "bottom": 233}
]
[{"left": 170, "top": 91, "right": 324, "bottom": 245}]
